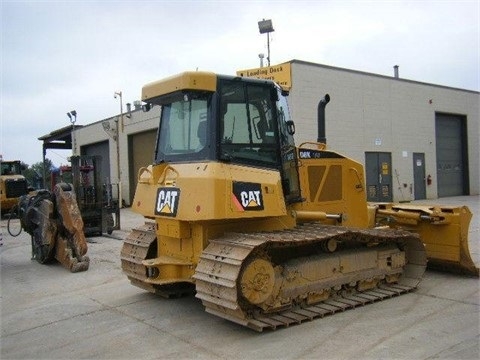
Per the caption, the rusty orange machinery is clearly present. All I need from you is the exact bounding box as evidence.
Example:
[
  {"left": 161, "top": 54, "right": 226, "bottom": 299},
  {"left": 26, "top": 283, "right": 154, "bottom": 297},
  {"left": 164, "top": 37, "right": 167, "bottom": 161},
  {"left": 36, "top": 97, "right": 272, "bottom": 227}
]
[{"left": 18, "top": 183, "right": 89, "bottom": 272}]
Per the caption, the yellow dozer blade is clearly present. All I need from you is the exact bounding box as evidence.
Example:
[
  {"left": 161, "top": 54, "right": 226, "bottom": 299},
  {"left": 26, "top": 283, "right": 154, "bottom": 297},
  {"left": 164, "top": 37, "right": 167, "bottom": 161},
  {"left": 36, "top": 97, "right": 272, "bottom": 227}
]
[{"left": 372, "top": 203, "right": 479, "bottom": 277}]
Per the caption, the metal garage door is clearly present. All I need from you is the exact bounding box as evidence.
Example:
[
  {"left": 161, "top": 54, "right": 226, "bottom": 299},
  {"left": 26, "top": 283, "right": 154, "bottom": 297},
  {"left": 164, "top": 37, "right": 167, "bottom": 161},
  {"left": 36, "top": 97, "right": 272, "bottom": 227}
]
[
  {"left": 128, "top": 130, "right": 157, "bottom": 204},
  {"left": 435, "top": 113, "right": 469, "bottom": 197},
  {"left": 80, "top": 141, "right": 110, "bottom": 184}
]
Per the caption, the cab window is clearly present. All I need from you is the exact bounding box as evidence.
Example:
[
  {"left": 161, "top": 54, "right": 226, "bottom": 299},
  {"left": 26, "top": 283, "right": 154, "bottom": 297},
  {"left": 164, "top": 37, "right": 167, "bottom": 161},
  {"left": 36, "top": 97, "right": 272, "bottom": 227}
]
[{"left": 219, "top": 81, "right": 279, "bottom": 167}]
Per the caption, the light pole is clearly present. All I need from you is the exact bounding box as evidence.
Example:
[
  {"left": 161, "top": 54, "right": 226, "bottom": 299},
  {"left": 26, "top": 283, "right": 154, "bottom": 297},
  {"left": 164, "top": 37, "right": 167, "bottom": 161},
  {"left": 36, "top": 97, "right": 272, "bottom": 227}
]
[
  {"left": 67, "top": 110, "right": 77, "bottom": 155},
  {"left": 114, "top": 91, "right": 124, "bottom": 132},
  {"left": 258, "top": 19, "right": 274, "bottom": 67},
  {"left": 258, "top": 53, "right": 265, "bottom": 67},
  {"left": 114, "top": 91, "right": 123, "bottom": 207}
]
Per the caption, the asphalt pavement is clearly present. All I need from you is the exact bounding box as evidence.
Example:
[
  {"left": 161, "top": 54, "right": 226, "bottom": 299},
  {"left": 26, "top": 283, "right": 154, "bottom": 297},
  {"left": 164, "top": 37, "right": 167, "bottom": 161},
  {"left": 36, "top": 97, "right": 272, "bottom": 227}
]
[{"left": 1, "top": 196, "right": 479, "bottom": 360}]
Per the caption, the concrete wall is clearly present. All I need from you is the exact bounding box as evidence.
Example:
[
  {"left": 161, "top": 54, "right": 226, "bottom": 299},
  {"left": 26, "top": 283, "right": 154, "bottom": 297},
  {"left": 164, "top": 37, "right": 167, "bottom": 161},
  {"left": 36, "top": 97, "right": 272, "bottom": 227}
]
[
  {"left": 75, "top": 105, "right": 160, "bottom": 206},
  {"left": 289, "top": 60, "right": 479, "bottom": 201},
  {"left": 74, "top": 61, "right": 479, "bottom": 204}
]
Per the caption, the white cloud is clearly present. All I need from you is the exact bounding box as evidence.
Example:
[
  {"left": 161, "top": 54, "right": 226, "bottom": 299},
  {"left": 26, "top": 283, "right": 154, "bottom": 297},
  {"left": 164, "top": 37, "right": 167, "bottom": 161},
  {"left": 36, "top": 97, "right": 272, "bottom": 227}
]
[{"left": 1, "top": 0, "right": 479, "bottom": 165}]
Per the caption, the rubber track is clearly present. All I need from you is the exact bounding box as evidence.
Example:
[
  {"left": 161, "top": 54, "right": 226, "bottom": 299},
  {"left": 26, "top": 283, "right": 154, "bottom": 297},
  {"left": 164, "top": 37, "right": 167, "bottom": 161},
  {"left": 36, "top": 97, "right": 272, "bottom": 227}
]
[{"left": 194, "top": 223, "right": 426, "bottom": 331}]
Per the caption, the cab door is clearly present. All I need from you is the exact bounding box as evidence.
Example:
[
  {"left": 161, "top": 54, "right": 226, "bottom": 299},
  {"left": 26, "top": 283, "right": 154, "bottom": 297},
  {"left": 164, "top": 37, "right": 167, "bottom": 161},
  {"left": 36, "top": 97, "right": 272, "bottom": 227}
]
[{"left": 276, "top": 89, "right": 301, "bottom": 203}]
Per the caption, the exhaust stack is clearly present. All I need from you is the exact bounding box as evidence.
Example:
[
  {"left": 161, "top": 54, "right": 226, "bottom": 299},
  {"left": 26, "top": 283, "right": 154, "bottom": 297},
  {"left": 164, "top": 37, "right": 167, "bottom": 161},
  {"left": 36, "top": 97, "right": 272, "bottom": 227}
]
[{"left": 317, "top": 94, "right": 330, "bottom": 144}]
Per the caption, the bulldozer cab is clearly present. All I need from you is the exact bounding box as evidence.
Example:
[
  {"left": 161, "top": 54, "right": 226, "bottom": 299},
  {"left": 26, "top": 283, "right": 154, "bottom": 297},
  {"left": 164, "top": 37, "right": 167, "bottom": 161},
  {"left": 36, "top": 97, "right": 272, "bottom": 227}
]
[
  {"left": 1, "top": 161, "right": 23, "bottom": 176},
  {"left": 151, "top": 72, "right": 301, "bottom": 203}
]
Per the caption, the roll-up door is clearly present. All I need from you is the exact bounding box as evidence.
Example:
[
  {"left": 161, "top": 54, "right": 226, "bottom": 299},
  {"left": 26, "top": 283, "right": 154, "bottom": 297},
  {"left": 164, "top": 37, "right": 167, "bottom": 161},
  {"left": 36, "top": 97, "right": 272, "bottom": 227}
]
[
  {"left": 435, "top": 114, "right": 469, "bottom": 197},
  {"left": 129, "top": 130, "right": 157, "bottom": 204}
]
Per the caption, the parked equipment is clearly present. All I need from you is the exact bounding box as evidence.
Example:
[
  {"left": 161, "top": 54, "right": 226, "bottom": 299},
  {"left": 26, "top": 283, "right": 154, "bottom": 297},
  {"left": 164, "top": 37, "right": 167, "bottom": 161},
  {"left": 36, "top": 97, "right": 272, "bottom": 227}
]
[
  {"left": 55, "top": 155, "right": 120, "bottom": 236},
  {"left": 1, "top": 159, "right": 29, "bottom": 214},
  {"left": 121, "top": 72, "right": 476, "bottom": 331},
  {"left": 17, "top": 183, "right": 90, "bottom": 272}
]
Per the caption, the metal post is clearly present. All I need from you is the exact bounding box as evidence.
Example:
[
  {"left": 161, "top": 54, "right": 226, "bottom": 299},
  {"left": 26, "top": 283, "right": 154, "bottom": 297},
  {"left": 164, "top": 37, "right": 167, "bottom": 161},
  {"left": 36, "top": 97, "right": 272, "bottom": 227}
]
[
  {"left": 267, "top": 32, "right": 271, "bottom": 67},
  {"left": 114, "top": 92, "right": 123, "bottom": 208},
  {"left": 258, "top": 19, "right": 274, "bottom": 67},
  {"left": 67, "top": 110, "right": 77, "bottom": 155}
]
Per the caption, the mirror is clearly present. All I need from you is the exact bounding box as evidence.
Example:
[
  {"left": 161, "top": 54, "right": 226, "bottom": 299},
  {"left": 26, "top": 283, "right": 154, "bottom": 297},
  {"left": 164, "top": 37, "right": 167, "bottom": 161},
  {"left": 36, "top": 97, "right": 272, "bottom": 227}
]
[{"left": 286, "top": 120, "right": 295, "bottom": 135}]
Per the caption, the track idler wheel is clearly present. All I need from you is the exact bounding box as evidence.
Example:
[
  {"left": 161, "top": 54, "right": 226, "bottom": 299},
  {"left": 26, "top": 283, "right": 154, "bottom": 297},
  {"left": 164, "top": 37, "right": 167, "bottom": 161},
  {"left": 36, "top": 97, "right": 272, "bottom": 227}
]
[
  {"left": 321, "top": 238, "right": 337, "bottom": 253},
  {"left": 239, "top": 258, "right": 276, "bottom": 305}
]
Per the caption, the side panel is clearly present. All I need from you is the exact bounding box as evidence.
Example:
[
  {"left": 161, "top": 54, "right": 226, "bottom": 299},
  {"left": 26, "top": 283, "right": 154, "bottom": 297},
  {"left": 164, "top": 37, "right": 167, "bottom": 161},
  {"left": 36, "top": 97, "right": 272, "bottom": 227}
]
[
  {"left": 133, "top": 162, "right": 288, "bottom": 222},
  {"left": 295, "top": 149, "right": 369, "bottom": 228}
]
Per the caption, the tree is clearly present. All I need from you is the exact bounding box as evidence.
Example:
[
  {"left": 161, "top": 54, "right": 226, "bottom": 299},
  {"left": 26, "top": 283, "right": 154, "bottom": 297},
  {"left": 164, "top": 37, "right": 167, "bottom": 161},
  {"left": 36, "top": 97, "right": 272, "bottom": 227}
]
[{"left": 23, "top": 158, "right": 55, "bottom": 190}]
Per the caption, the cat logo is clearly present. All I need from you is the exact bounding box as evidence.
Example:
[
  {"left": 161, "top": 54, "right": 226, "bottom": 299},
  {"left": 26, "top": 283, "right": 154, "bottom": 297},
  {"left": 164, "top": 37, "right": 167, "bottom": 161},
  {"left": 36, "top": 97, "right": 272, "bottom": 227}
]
[
  {"left": 232, "top": 182, "right": 264, "bottom": 211},
  {"left": 155, "top": 187, "right": 180, "bottom": 217}
]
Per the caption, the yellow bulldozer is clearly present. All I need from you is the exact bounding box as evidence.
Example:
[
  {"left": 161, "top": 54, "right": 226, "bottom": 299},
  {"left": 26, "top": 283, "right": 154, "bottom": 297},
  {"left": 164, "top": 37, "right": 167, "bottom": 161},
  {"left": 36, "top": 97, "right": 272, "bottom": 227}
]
[
  {"left": 0, "top": 159, "right": 29, "bottom": 215},
  {"left": 121, "top": 71, "right": 477, "bottom": 331}
]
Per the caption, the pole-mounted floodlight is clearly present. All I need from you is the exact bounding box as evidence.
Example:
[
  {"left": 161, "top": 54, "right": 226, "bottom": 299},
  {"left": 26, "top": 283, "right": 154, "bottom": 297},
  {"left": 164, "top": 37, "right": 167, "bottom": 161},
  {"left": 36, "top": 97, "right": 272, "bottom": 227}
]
[
  {"left": 258, "top": 19, "right": 274, "bottom": 66},
  {"left": 67, "top": 110, "right": 77, "bottom": 155},
  {"left": 67, "top": 110, "right": 77, "bottom": 125}
]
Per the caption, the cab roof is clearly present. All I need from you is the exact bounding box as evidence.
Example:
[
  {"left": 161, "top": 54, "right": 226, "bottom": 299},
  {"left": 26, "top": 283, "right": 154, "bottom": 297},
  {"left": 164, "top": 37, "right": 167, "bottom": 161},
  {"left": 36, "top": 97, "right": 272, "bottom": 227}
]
[
  {"left": 142, "top": 71, "right": 278, "bottom": 102},
  {"left": 142, "top": 71, "right": 217, "bottom": 101}
]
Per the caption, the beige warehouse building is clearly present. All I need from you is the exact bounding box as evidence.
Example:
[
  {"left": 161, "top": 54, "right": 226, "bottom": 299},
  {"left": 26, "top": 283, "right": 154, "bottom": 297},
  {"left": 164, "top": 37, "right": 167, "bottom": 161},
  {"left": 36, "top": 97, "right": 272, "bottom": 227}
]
[{"left": 70, "top": 60, "right": 479, "bottom": 206}]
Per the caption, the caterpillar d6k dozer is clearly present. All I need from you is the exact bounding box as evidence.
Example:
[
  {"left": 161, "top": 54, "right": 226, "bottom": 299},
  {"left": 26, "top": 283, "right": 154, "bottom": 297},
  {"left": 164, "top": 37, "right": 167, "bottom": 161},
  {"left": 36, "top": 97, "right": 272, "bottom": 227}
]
[
  {"left": 121, "top": 71, "right": 472, "bottom": 331},
  {"left": 18, "top": 183, "right": 90, "bottom": 272}
]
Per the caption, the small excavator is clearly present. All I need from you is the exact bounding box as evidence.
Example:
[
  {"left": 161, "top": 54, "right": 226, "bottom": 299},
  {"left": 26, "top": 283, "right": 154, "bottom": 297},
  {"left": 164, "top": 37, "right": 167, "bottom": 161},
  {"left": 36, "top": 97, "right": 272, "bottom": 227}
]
[{"left": 121, "top": 71, "right": 477, "bottom": 331}]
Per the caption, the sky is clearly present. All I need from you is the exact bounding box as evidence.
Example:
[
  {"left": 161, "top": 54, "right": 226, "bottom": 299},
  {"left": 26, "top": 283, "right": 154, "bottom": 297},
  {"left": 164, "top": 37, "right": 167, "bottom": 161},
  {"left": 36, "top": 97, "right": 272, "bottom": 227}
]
[{"left": 1, "top": 0, "right": 479, "bottom": 167}]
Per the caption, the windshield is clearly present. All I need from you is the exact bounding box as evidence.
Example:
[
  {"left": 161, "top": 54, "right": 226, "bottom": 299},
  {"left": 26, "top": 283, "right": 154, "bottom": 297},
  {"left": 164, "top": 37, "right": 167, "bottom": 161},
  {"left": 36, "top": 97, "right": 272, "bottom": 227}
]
[
  {"left": 1, "top": 162, "right": 22, "bottom": 175},
  {"left": 155, "top": 92, "right": 211, "bottom": 162}
]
